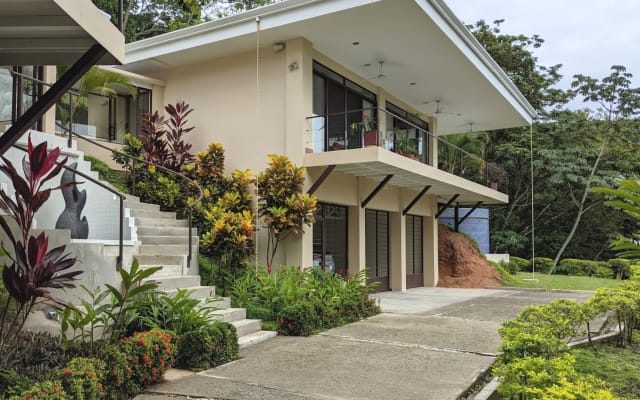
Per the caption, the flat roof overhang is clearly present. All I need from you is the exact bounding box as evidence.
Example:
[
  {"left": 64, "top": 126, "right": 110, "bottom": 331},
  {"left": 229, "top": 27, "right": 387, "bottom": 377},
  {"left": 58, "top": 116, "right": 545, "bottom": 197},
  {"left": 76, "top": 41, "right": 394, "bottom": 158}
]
[
  {"left": 305, "top": 147, "right": 508, "bottom": 205},
  {"left": 123, "top": 0, "right": 535, "bottom": 134},
  {"left": 0, "top": 0, "right": 125, "bottom": 65}
]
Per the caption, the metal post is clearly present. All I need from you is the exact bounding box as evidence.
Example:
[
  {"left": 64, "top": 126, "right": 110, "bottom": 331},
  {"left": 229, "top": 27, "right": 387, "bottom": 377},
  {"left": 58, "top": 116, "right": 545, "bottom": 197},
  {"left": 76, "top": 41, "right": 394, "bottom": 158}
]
[
  {"left": 187, "top": 208, "right": 193, "bottom": 268},
  {"left": 118, "top": 196, "right": 124, "bottom": 269},
  {"left": 118, "top": 0, "right": 124, "bottom": 32},
  {"left": 454, "top": 203, "right": 460, "bottom": 232},
  {"left": 67, "top": 93, "right": 73, "bottom": 148}
]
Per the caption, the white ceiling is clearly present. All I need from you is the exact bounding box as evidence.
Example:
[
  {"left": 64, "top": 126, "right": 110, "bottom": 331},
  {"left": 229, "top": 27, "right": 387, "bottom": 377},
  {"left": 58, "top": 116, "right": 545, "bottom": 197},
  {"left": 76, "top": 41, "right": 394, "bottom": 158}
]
[
  {"left": 123, "top": 0, "right": 534, "bottom": 134},
  {"left": 0, "top": 0, "right": 124, "bottom": 65}
]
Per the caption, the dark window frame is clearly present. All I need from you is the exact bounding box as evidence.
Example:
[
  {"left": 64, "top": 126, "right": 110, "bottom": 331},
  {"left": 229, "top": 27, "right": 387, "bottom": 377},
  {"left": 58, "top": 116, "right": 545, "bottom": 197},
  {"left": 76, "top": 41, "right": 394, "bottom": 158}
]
[
  {"left": 313, "top": 202, "right": 349, "bottom": 274},
  {"left": 406, "top": 214, "right": 424, "bottom": 275},
  {"left": 366, "top": 209, "right": 390, "bottom": 278}
]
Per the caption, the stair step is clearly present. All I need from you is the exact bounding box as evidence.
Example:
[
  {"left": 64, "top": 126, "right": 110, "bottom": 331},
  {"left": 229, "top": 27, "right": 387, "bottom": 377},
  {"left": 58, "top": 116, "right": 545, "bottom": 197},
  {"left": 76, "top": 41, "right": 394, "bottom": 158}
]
[
  {"left": 135, "top": 254, "right": 185, "bottom": 266},
  {"left": 165, "top": 285, "right": 216, "bottom": 300},
  {"left": 209, "top": 297, "right": 230, "bottom": 309},
  {"left": 140, "top": 264, "right": 182, "bottom": 277},
  {"left": 211, "top": 308, "right": 246, "bottom": 323},
  {"left": 129, "top": 209, "right": 177, "bottom": 220},
  {"left": 139, "top": 244, "right": 190, "bottom": 256},
  {"left": 134, "top": 217, "right": 189, "bottom": 228},
  {"left": 136, "top": 226, "right": 197, "bottom": 236},
  {"left": 124, "top": 200, "right": 160, "bottom": 212},
  {"left": 239, "top": 330, "right": 278, "bottom": 349},
  {"left": 138, "top": 235, "right": 199, "bottom": 245},
  {"left": 231, "top": 319, "right": 262, "bottom": 337},
  {"left": 154, "top": 276, "right": 201, "bottom": 291}
]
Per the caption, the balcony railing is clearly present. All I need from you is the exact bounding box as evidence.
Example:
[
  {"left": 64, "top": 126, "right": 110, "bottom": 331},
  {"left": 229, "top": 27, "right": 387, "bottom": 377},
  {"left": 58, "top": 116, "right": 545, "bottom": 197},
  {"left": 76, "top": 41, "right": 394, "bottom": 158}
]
[{"left": 305, "top": 107, "right": 507, "bottom": 191}]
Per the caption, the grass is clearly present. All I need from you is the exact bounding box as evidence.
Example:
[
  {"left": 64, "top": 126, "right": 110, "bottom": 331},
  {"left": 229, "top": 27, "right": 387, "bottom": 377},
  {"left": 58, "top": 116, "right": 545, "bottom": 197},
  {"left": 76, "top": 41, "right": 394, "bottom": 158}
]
[
  {"left": 505, "top": 272, "right": 622, "bottom": 291},
  {"left": 573, "top": 337, "right": 640, "bottom": 399}
]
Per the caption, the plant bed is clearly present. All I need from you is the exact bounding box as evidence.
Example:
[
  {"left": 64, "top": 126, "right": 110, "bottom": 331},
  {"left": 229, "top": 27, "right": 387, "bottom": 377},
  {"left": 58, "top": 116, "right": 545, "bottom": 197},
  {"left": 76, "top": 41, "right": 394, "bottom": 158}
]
[{"left": 232, "top": 267, "right": 380, "bottom": 336}]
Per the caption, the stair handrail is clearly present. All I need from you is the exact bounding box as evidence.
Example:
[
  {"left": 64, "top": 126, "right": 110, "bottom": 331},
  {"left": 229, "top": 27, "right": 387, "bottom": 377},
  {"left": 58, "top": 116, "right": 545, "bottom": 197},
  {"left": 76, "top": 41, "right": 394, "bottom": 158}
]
[
  {"left": 10, "top": 144, "right": 126, "bottom": 270},
  {"left": 56, "top": 123, "right": 203, "bottom": 269},
  {"left": 10, "top": 70, "right": 204, "bottom": 268}
]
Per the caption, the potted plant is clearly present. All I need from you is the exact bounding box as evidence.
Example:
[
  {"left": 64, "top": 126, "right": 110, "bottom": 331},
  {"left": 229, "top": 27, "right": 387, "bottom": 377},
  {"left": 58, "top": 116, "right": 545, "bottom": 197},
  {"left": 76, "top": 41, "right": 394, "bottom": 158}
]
[
  {"left": 350, "top": 115, "right": 379, "bottom": 147},
  {"left": 394, "top": 130, "right": 420, "bottom": 160}
]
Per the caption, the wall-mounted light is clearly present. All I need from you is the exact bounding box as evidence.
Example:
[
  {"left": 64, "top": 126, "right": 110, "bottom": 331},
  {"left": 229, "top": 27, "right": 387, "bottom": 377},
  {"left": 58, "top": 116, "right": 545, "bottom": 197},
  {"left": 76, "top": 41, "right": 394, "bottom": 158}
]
[
  {"left": 273, "top": 42, "right": 286, "bottom": 52},
  {"left": 288, "top": 61, "right": 299, "bottom": 71}
]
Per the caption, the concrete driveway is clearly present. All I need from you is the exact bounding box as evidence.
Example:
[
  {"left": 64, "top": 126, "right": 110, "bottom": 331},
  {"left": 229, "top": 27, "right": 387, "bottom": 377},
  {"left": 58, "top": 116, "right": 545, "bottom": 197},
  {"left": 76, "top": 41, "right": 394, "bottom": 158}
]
[{"left": 138, "top": 288, "right": 592, "bottom": 400}]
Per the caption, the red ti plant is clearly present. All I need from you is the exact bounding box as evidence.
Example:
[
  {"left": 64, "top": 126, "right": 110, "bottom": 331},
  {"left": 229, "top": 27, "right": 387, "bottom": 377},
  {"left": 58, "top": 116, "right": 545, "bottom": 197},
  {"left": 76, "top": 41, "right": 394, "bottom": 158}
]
[
  {"left": 139, "top": 111, "right": 169, "bottom": 166},
  {"left": 0, "top": 136, "right": 82, "bottom": 344}
]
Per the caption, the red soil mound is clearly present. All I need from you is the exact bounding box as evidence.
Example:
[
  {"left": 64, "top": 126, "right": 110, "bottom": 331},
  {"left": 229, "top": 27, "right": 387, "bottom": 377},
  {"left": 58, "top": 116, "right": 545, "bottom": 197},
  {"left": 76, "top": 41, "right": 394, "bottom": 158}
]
[{"left": 437, "top": 225, "right": 501, "bottom": 288}]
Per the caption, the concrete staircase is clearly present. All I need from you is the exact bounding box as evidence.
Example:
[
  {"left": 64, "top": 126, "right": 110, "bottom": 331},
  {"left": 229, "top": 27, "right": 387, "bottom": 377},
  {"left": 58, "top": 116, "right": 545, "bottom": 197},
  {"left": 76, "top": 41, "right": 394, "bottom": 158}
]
[{"left": 123, "top": 196, "right": 276, "bottom": 348}]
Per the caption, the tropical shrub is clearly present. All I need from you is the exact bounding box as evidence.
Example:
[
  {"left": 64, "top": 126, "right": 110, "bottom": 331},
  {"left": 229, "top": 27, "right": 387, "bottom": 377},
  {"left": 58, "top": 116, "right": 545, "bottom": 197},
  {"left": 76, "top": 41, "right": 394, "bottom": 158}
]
[
  {"left": 0, "top": 369, "right": 32, "bottom": 398},
  {"left": 530, "top": 257, "right": 554, "bottom": 274},
  {"left": 509, "top": 256, "right": 531, "bottom": 272},
  {"left": 607, "top": 258, "right": 633, "bottom": 280},
  {"left": 258, "top": 155, "right": 317, "bottom": 268},
  {"left": 127, "top": 288, "right": 218, "bottom": 336},
  {"left": 60, "top": 357, "right": 105, "bottom": 400},
  {"left": 100, "top": 329, "right": 176, "bottom": 399},
  {"left": 0, "top": 137, "right": 81, "bottom": 346},
  {"left": 9, "top": 380, "right": 67, "bottom": 400},
  {"left": 190, "top": 143, "right": 255, "bottom": 295},
  {"left": 176, "top": 322, "right": 239, "bottom": 371},
  {"left": 556, "top": 258, "right": 612, "bottom": 278},
  {"left": 232, "top": 267, "right": 380, "bottom": 336}
]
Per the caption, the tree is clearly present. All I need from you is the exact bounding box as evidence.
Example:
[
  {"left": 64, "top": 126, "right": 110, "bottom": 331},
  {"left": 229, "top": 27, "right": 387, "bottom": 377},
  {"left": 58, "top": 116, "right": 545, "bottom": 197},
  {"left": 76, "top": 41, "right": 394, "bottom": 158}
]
[
  {"left": 257, "top": 155, "right": 317, "bottom": 269},
  {"left": 594, "top": 179, "right": 640, "bottom": 260},
  {"left": 547, "top": 66, "right": 640, "bottom": 273}
]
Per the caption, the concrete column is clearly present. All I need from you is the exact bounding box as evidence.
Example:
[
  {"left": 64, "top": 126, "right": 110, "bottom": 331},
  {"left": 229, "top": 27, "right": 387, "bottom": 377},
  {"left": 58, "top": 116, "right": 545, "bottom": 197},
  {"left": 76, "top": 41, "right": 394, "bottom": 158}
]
[
  {"left": 348, "top": 204, "right": 366, "bottom": 274},
  {"left": 424, "top": 195, "right": 439, "bottom": 287},
  {"left": 390, "top": 211, "right": 406, "bottom": 292},
  {"left": 429, "top": 117, "right": 438, "bottom": 167},
  {"left": 285, "top": 37, "right": 313, "bottom": 166},
  {"left": 41, "top": 66, "right": 57, "bottom": 135}
]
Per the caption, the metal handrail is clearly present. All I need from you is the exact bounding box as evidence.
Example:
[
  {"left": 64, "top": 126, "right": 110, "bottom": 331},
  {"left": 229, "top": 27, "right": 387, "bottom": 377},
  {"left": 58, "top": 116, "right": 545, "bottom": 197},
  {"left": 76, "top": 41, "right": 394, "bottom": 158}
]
[
  {"left": 306, "top": 107, "right": 507, "bottom": 187},
  {"left": 11, "top": 144, "right": 126, "bottom": 270},
  {"left": 11, "top": 70, "right": 204, "bottom": 267}
]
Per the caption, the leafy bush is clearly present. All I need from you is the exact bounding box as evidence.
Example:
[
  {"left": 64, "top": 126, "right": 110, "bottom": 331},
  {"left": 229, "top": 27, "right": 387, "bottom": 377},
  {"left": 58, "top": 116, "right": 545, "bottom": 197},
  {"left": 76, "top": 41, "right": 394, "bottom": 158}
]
[
  {"left": 232, "top": 267, "right": 380, "bottom": 336},
  {"left": 556, "top": 258, "right": 612, "bottom": 278},
  {"left": 0, "top": 369, "right": 32, "bottom": 398},
  {"left": 60, "top": 357, "right": 105, "bottom": 400},
  {"left": 276, "top": 301, "right": 321, "bottom": 336},
  {"left": 508, "top": 256, "right": 530, "bottom": 273},
  {"left": 8, "top": 380, "right": 67, "bottom": 400},
  {"left": 176, "top": 322, "right": 239, "bottom": 371},
  {"left": 607, "top": 259, "right": 632, "bottom": 280},
  {"left": 530, "top": 257, "right": 554, "bottom": 274},
  {"left": 0, "top": 332, "right": 73, "bottom": 383},
  {"left": 127, "top": 288, "right": 218, "bottom": 336},
  {"left": 100, "top": 329, "right": 176, "bottom": 399}
]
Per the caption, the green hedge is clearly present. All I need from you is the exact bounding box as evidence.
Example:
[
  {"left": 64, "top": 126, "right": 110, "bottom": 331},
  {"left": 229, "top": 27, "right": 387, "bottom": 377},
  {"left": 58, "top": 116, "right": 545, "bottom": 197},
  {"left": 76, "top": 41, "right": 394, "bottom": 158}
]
[
  {"left": 176, "top": 321, "right": 239, "bottom": 371},
  {"left": 505, "top": 256, "right": 530, "bottom": 274},
  {"left": 556, "top": 259, "right": 613, "bottom": 278}
]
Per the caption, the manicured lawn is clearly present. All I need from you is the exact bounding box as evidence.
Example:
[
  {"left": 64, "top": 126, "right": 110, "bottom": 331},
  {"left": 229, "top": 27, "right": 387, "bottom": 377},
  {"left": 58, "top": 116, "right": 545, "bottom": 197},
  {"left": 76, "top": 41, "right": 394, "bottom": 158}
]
[
  {"left": 507, "top": 272, "right": 622, "bottom": 291},
  {"left": 573, "top": 338, "right": 640, "bottom": 399}
]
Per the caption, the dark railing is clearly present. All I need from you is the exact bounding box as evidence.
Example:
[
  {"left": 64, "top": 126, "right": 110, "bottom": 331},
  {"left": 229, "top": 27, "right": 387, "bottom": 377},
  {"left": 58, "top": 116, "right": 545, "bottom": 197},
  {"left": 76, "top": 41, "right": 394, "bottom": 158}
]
[
  {"left": 9, "top": 71, "right": 204, "bottom": 268},
  {"left": 11, "top": 143, "right": 126, "bottom": 269},
  {"left": 306, "top": 107, "right": 507, "bottom": 190}
]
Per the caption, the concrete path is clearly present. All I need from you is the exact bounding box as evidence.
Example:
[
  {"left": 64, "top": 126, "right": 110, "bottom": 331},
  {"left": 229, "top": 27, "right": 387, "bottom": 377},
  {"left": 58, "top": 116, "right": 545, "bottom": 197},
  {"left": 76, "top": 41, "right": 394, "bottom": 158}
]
[{"left": 138, "top": 288, "right": 592, "bottom": 400}]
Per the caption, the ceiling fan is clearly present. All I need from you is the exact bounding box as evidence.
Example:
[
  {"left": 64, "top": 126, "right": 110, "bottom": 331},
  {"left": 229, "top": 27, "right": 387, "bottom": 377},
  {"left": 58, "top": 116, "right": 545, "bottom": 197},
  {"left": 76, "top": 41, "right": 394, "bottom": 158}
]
[
  {"left": 368, "top": 61, "right": 387, "bottom": 80},
  {"left": 433, "top": 100, "right": 462, "bottom": 117}
]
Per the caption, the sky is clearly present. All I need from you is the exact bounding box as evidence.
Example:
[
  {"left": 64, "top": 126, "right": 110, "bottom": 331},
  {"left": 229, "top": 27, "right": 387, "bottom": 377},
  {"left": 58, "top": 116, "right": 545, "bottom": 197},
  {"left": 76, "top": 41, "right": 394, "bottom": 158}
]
[{"left": 445, "top": 0, "right": 640, "bottom": 110}]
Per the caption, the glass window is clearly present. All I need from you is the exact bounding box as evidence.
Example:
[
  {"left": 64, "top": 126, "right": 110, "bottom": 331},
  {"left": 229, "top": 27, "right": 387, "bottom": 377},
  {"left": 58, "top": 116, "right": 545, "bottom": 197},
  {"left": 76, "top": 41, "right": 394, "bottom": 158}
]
[
  {"left": 312, "top": 62, "right": 377, "bottom": 152},
  {"left": 406, "top": 215, "right": 423, "bottom": 275},
  {"left": 313, "top": 203, "right": 348, "bottom": 274},
  {"left": 386, "top": 101, "right": 429, "bottom": 163},
  {"left": 0, "top": 68, "right": 12, "bottom": 122},
  {"left": 365, "top": 209, "right": 389, "bottom": 279}
]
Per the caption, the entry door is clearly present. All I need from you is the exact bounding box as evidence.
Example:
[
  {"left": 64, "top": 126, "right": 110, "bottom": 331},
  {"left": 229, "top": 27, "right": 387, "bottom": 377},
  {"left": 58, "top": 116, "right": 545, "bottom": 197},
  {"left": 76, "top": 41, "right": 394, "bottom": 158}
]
[
  {"left": 406, "top": 215, "right": 424, "bottom": 288},
  {"left": 313, "top": 203, "right": 348, "bottom": 275},
  {"left": 366, "top": 209, "right": 390, "bottom": 291}
]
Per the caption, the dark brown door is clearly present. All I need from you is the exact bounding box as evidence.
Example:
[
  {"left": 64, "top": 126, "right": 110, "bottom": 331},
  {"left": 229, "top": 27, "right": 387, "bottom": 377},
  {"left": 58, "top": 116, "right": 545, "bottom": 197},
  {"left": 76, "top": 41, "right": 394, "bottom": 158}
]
[
  {"left": 406, "top": 215, "right": 424, "bottom": 289},
  {"left": 366, "top": 209, "right": 390, "bottom": 292}
]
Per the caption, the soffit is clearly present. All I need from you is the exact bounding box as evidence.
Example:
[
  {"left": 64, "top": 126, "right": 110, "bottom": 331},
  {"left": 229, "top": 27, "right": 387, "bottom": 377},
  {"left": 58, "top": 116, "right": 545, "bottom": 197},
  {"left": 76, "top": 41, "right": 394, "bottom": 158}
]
[
  {"left": 0, "top": 0, "right": 125, "bottom": 65},
  {"left": 123, "top": 0, "right": 534, "bottom": 134}
]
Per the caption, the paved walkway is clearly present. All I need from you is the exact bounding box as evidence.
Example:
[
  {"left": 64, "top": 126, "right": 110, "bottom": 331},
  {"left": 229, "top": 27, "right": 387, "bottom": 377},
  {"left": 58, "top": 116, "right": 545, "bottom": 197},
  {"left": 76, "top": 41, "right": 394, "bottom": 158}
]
[{"left": 138, "top": 288, "right": 592, "bottom": 400}]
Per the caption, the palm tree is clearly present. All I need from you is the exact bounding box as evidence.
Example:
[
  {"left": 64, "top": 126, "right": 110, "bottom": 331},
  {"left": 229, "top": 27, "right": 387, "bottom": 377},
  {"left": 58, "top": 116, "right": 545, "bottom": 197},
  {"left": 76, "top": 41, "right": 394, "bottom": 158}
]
[
  {"left": 438, "top": 132, "right": 488, "bottom": 182},
  {"left": 56, "top": 67, "right": 135, "bottom": 132}
]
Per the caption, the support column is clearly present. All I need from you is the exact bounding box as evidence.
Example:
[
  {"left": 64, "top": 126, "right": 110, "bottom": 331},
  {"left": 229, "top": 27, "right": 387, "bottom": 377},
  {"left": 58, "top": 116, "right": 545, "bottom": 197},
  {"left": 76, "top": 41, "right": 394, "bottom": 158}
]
[
  {"left": 390, "top": 211, "right": 406, "bottom": 292},
  {"left": 424, "top": 195, "right": 439, "bottom": 287},
  {"left": 41, "top": 66, "right": 57, "bottom": 135},
  {"left": 348, "top": 205, "right": 366, "bottom": 275}
]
